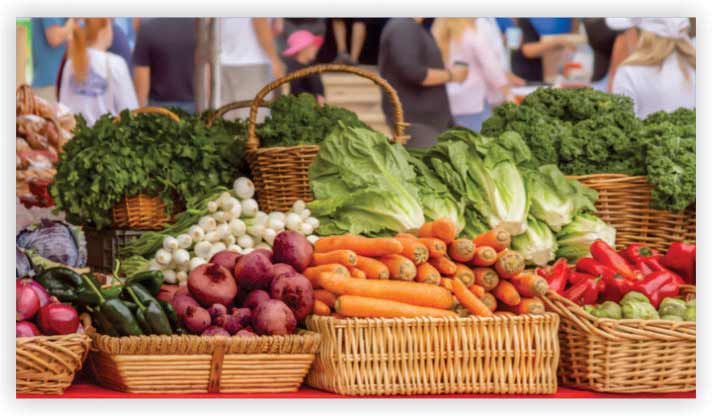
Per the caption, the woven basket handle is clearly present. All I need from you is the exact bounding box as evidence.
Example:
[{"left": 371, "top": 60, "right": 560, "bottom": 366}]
[
  {"left": 114, "top": 106, "right": 181, "bottom": 123},
  {"left": 246, "top": 64, "right": 408, "bottom": 150},
  {"left": 206, "top": 99, "right": 271, "bottom": 127}
]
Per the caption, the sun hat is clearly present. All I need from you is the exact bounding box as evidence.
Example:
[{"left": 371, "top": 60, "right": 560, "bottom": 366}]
[
  {"left": 283, "top": 30, "right": 324, "bottom": 56},
  {"left": 606, "top": 17, "right": 690, "bottom": 40}
]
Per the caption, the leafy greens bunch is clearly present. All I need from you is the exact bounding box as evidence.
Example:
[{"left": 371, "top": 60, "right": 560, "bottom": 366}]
[{"left": 50, "top": 110, "right": 240, "bottom": 229}]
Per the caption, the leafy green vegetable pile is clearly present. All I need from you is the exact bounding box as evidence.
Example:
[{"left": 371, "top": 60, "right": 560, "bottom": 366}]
[
  {"left": 257, "top": 93, "right": 369, "bottom": 147},
  {"left": 481, "top": 88, "right": 695, "bottom": 211},
  {"left": 50, "top": 110, "right": 242, "bottom": 229}
]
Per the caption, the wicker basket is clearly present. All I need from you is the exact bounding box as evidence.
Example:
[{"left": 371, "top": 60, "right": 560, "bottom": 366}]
[
  {"left": 305, "top": 314, "right": 560, "bottom": 396},
  {"left": 246, "top": 64, "right": 409, "bottom": 212},
  {"left": 571, "top": 174, "right": 695, "bottom": 251},
  {"left": 87, "top": 330, "right": 320, "bottom": 393},
  {"left": 206, "top": 99, "right": 271, "bottom": 127},
  {"left": 110, "top": 107, "right": 181, "bottom": 230},
  {"left": 542, "top": 289, "right": 695, "bottom": 393},
  {"left": 16, "top": 334, "right": 91, "bottom": 394}
]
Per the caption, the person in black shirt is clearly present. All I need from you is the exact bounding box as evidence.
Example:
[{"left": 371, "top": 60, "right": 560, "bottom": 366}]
[
  {"left": 510, "top": 18, "right": 576, "bottom": 83},
  {"left": 582, "top": 18, "right": 621, "bottom": 90},
  {"left": 283, "top": 30, "right": 325, "bottom": 103}
]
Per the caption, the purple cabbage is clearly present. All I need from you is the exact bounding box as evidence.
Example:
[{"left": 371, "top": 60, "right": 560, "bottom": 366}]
[
  {"left": 16, "top": 247, "right": 33, "bottom": 278},
  {"left": 16, "top": 219, "right": 86, "bottom": 268}
]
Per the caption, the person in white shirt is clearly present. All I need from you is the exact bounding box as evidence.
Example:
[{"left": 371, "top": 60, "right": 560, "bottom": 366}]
[
  {"left": 432, "top": 18, "right": 510, "bottom": 132},
  {"left": 59, "top": 18, "right": 137, "bottom": 125},
  {"left": 612, "top": 18, "right": 695, "bottom": 119},
  {"left": 218, "top": 18, "right": 285, "bottom": 119}
]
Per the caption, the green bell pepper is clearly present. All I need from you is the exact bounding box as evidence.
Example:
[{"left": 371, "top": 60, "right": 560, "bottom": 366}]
[
  {"left": 80, "top": 273, "right": 143, "bottom": 336},
  {"left": 125, "top": 271, "right": 164, "bottom": 296},
  {"left": 35, "top": 267, "right": 84, "bottom": 303},
  {"left": 125, "top": 285, "right": 173, "bottom": 335},
  {"left": 158, "top": 300, "right": 179, "bottom": 331}
]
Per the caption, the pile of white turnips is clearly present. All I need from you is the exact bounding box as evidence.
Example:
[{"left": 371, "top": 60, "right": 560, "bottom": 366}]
[{"left": 149, "top": 177, "right": 320, "bottom": 284}]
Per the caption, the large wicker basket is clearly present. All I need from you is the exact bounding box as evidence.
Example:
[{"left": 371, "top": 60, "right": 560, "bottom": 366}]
[
  {"left": 110, "top": 107, "right": 181, "bottom": 230},
  {"left": 87, "top": 330, "right": 320, "bottom": 393},
  {"left": 571, "top": 174, "right": 695, "bottom": 251},
  {"left": 16, "top": 334, "right": 91, "bottom": 394},
  {"left": 542, "top": 289, "right": 695, "bottom": 393},
  {"left": 305, "top": 314, "right": 560, "bottom": 396},
  {"left": 246, "top": 64, "right": 409, "bottom": 212}
]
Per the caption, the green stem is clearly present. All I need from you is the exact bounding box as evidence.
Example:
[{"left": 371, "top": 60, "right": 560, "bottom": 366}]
[
  {"left": 125, "top": 286, "right": 147, "bottom": 312},
  {"left": 81, "top": 274, "right": 105, "bottom": 304}
]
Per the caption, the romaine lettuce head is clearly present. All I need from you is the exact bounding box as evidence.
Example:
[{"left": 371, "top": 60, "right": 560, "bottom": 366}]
[
  {"left": 512, "top": 217, "right": 558, "bottom": 266},
  {"left": 556, "top": 213, "right": 616, "bottom": 261},
  {"left": 408, "top": 152, "right": 465, "bottom": 233}
]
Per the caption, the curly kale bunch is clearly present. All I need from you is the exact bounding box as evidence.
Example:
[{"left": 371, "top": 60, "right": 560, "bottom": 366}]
[
  {"left": 520, "top": 87, "right": 635, "bottom": 122},
  {"left": 257, "top": 93, "right": 369, "bottom": 147}
]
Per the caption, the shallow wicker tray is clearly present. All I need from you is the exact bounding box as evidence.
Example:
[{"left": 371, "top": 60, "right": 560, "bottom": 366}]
[
  {"left": 305, "top": 314, "right": 560, "bottom": 396},
  {"left": 16, "top": 334, "right": 91, "bottom": 394}
]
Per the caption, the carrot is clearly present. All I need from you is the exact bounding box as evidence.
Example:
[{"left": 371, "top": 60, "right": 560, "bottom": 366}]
[
  {"left": 303, "top": 264, "right": 349, "bottom": 287},
  {"left": 453, "top": 302, "right": 470, "bottom": 317},
  {"left": 493, "top": 280, "right": 521, "bottom": 306},
  {"left": 494, "top": 249, "right": 525, "bottom": 279},
  {"left": 355, "top": 256, "right": 389, "bottom": 280},
  {"left": 471, "top": 246, "right": 498, "bottom": 267},
  {"left": 415, "top": 262, "right": 442, "bottom": 285},
  {"left": 334, "top": 295, "right": 457, "bottom": 318},
  {"left": 474, "top": 229, "right": 511, "bottom": 252},
  {"left": 349, "top": 267, "right": 367, "bottom": 279},
  {"left": 313, "top": 289, "right": 337, "bottom": 308},
  {"left": 440, "top": 277, "right": 453, "bottom": 291},
  {"left": 481, "top": 292, "right": 497, "bottom": 312},
  {"left": 318, "top": 272, "right": 455, "bottom": 310},
  {"left": 418, "top": 218, "right": 457, "bottom": 244},
  {"left": 395, "top": 237, "right": 429, "bottom": 265},
  {"left": 418, "top": 238, "right": 447, "bottom": 258},
  {"left": 453, "top": 264, "right": 475, "bottom": 287},
  {"left": 450, "top": 277, "right": 493, "bottom": 317},
  {"left": 379, "top": 254, "right": 417, "bottom": 281},
  {"left": 395, "top": 232, "right": 417, "bottom": 240},
  {"left": 312, "top": 299, "right": 331, "bottom": 316},
  {"left": 510, "top": 271, "right": 549, "bottom": 297},
  {"left": 473, "top": 267, "right": 499, "bottom": 291},
  {"left": 448, "top": 239, "right": 476, "bottom": 263},
  {"left": 315, "top": 235, "right": 403, "bottom": 257},
  {"left": 467, "top": 284, "right": 486, "bottom": 298},
  {"left": 312, "top": 250, "right": 358, "bottom": 267},
  {"left": 429, "top": 256, "right": 457, "bottom": 275},
  {"left": 511, "top": 297, "right": 545, "bottom": 315}
]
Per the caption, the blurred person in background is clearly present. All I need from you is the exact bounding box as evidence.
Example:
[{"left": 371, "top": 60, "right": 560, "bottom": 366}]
[
  {"left": 219, "top": 18, "right": 285, "bottom": 119},
  {"left": 108, "top": 20, "right": 133, "bottom": 71},
  {"left": 282, "top": 30, "right": 326, "bottom": 103},
  {"left": 31, "top": 18, "right": 73, "bottom": 103},
  {"left": 605, "top": 18, "right": 639, "bottom": 92},
  {"left": 331, "top": 18, "right": 367, "bottom": 65},
  {"left": 378, "top": 18, "right": 467, "bottom": 148},
  {"left": 510, "top": 18, "right": 577, "bottom": 83},
  {"left": 132, "top": 18, "right": 197, "bottom": 112},
  {"left": 432, "top": 18, "right": 510, "bottom": 132},
  {"left": 582, "top": 18, "right": 621, "bottom": 92},
  {"left": 476, "top": 17, "right": 525, "bottom": 106},
  {"left": 59, "top": 18, "right": 137, "bottom": 125},
  {"left": 612, "top": 18, "right": 695, "bottom": 118},
  {"left": 278, "top": 18, "right": 327, "bottom": 53}
]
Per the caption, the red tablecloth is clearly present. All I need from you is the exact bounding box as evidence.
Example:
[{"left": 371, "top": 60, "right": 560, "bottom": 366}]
[{"left": 18, "top": 382, "right": 695, "bottom": 399}]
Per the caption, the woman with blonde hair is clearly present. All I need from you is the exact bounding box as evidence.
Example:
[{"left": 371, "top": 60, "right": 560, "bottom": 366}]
[
  {"left": 432, "top": 18, "right": 510, "bottom": 132},
  {"left": 59, "top": 18, "right": 137, "bottom": 125},
  {"left": 612, "top": 18, "right": 695, "bottom": 118}
]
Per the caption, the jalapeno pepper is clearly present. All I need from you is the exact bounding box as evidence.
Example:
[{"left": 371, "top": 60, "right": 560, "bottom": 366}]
[
  {"left": 80, "top": 273, "right": 143, "bottom": 336},
  {"left": 590, "top": 240, "right": 640, "bottom": 281},
  {"left": 661, "top": 242, "right": 696, "bottom": 284},
  {"left": 35, "top": 267, "right": 84, "bottom": 303},
  {"left": 158, "top": 300, "right": 179, "bottom": 331},
  {"left": 125, "top": 285, "right": 173, "bottom": 335},
  {"left": 125, "top": 271, "right": 164, "bottom": 296}
]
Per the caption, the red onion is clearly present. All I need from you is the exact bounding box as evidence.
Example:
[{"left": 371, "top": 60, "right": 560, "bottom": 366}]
[
  {"left": 243, "top": 289, "right": 270, "bottom": 310},
  {"left": 38, "top": 303, "right": 79, "bottom": 335},
  {"left": 17, "top": 278, "right": 51, "bottom": 307},
  {"left": 183, "top": 305, "right": 211, "bottom": 334},
  {"left": 16, "top": 321, "right": 41, "bottom": 337},
  {"left": 16, "top": 284, "right": 40, "bottom": 321},
  {"left": 188, "top": 263, "right": 238, "bottom": 306}
]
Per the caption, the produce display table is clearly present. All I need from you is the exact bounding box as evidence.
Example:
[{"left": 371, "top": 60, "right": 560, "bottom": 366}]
[{"left": 18, "top": 380, "right": 695, "bottom": 399}]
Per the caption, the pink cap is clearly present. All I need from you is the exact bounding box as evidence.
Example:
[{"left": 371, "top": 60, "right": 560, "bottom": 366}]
[{"left": 283, "top": 30, "right": 324, "bottom": 56}]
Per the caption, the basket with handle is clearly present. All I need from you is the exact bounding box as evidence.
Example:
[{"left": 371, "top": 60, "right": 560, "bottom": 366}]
[
  {"left": 111, "top": 107, "right": 181, "bottom": 230},
  {"left": 305, "top": 314, "right": 560, "bottom": 396},
  {"left": 569, "top": 174, "right": 695, "bottom": 252},
  {"left": 206, "top": 99, "right": 271, "bottom": 127},
  {"left": 542, "top": 289, "right": 695, "bottom": 393},
  {"left": 246, "top": 64, "right": 409, "bottom": 212},
  {"left": 16, "top": 334, "right": 92, "bottom": 394}
]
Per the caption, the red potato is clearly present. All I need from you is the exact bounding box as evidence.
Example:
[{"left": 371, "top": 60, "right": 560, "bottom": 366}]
[
  {"left": 234, "top": 251, "right": 274, "bottom": 291},
  {"left": 209, "top": 250, "right": 242, "bottom": 272},
  {"left": 270, "top": 273, "right": 315, "bottom": 321},
  {"left": 201, "top": 326, "right": 230, "bottom": 336},
  {"left": 188, "top": 263, "right": 238, "bottom": 307},
  {"left": 171, "top": 294, "right": 200, "bottom": 320},
  {"left": 272, "top": 231, "right": 314, "bottom": 272},
  {"left": 157, "top": 284, "right": 180, "bottom": 303},
  {"left": 252, "top": 299, "right": 297, "bottom": 335},
  {"left": 183, "top": 305, "right": 211, "bottom": 334},
  {"left": 235, "top": 328, "right": 257, "bottom": 337},
  {"left": 242, "top": 289, "right": 270, "bottom": 310}
]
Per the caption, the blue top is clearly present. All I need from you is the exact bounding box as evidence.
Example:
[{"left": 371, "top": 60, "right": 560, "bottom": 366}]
[
  {"left": 495, "top": 18, "right": 515, "bottom": 32},
  {"left": 108, "top": 22, "right": 133, "bottom": 71},
  {"left": 31, "top": 18, "right": 67, "bottom": 87},
  {"left": 529, "top": 18, "right": 573, "bottom": 35}
]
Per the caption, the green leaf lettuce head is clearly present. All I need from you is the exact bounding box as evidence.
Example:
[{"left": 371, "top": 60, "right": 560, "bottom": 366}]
[
  {"left": 556, "top": 213, "right": 616, "bottom": 261},
  {"left": 408, "top": 152, "right": 465, "bottom": 233},
  {"left": 308, "top": 124, "right": 424, "bottom": 236},
  {"left": 512, "top": 217, "right": 558, "bottom": 266}
]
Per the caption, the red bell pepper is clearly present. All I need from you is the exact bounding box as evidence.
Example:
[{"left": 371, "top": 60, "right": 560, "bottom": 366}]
[
  {"left": 544, "top": 258, "right": 569, "bottom": 295},
  {"left": 632, "top": 270, "right": 681, "bottom": 308},
  {"left": 621, "top": 244, "right": 659, "bottom": 264},
  {"left": 601, "top": 273, "right": 634, "bottom": 302},
  {"left": 576, "top": 257, "right": 619, "bottom": 279},
  {"left": 633, "top": 259, "right": 654, "bottom": 276},
  {"left": 641, "top": 257, "right": 684, "bottom": 285},
  {"left": 569, "top": 271, "right": 595, "bottom": 285},
  {"left": 590, "top": 240, "right": 640, "bottom": 281},
  {"left": 564, "top": 275, "right": 604, "bottom": 306},
  {"left": 661, "top": 242, "right": 696, "bottom": 284}
]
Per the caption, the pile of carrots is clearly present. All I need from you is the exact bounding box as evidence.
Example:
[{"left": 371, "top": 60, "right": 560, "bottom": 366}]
[{"left": 306, "top": 218, "right": 550, "bottom": 319}]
